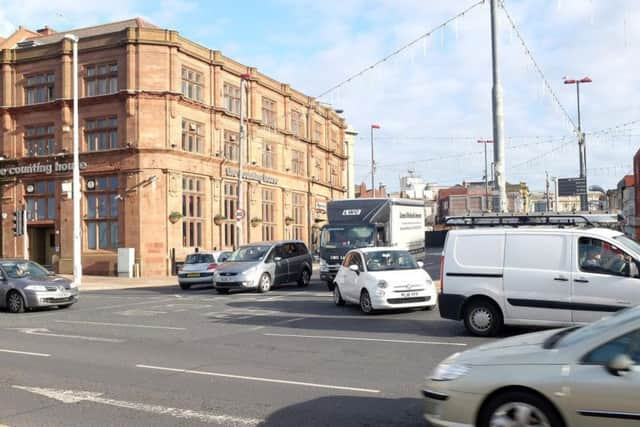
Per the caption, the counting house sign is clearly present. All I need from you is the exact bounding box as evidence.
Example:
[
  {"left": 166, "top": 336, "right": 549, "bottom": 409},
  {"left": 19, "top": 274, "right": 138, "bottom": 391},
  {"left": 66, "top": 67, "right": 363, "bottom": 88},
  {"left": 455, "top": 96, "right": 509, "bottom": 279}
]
[{"left": 0, "top": 161, "right": 88, "bottom": 177}]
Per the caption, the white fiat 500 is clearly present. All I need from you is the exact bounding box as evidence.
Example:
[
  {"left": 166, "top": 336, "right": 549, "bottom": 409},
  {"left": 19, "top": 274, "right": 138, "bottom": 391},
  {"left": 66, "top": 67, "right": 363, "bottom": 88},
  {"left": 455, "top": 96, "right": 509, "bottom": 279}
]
[{"left": 334, "top": 247, "right": 437, "bottom": 313}]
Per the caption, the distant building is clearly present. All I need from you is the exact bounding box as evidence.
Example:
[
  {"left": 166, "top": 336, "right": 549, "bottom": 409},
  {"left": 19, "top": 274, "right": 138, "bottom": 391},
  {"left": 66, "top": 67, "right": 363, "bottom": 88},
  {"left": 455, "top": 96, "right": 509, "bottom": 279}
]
[{"left": 355, "top": 182, "right": 387, "bottom": 198}]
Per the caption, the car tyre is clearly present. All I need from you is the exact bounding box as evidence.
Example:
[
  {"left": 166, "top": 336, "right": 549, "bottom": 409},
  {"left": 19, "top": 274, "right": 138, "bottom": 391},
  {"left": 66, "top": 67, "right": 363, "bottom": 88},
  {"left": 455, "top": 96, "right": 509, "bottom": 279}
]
[
  {"left": 7, "top": 291, "right": 25, "bottom": 314},
  {"left": 179, "top": 282, "right": 191, "bottom": 290},
  {"left": 326, "top": 280, "right": 335, "bottom": 291},
  {"left": 297, "top": 268, "right": 311, "bottom": 287},
  {"left": 216, "top": 288, "right": 229, "bottom": 295},
  {"left": 478, "top": 391, "right": 564, "bottom": 427},
  {"left": 359, "top": 289, "right": 374, "bottom": 314},
  {"left": 258, "top": 273, "right": 272, "bottom": 293},
  {"left": 463, "top": 299, "right": 503, "bottom": 337},
  {"left": 333, "top": 286, "right": 345, "bottom": 306}
]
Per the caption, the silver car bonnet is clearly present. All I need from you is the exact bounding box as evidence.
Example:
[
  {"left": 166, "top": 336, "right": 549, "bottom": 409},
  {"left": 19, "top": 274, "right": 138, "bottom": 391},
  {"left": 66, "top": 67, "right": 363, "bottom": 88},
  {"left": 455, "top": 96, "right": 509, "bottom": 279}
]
[
  {"left": 14, "top": 275, "right": 73, "bottom": 289},
  {"left": 215, "top": 261, "right": 262, "bottom": 274},
  {"left": 453, "top": 329, "right": 574, "bottom": 366}
]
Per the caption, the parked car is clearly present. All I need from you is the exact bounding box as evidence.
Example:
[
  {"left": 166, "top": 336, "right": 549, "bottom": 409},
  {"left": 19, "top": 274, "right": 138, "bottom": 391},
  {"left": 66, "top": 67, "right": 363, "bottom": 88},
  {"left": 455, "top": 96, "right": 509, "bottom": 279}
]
[
  {"left": 0, "top": 259, "right": 78, "bottom": 313},
  {"left": 439, "top": 226, "right": 640, "bottom": 336},
  {"left": 333, "top": 247, "right": 436, "bottom": 313},
  {"left": 178, "top": 251, "right": 232, "bottom": 290},
  {"left": 423, "top": 306, "right": 640, "bottom": 427},
  {"left": 214, "top": 240, "right": 313, "bottom": 294}
]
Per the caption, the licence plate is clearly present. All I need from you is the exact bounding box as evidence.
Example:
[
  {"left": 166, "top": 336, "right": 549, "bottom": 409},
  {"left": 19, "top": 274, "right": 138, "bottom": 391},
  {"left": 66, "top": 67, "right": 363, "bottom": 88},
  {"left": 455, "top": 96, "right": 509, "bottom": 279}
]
[
  {"left": 217, "top": 276, "right": 229, "bottom": 281},
  {"left": 400, "top": 292, "right": 419, "bottom": 298},
  {"left": 187, "top": 273, "right": 200, "bottom": 278}
]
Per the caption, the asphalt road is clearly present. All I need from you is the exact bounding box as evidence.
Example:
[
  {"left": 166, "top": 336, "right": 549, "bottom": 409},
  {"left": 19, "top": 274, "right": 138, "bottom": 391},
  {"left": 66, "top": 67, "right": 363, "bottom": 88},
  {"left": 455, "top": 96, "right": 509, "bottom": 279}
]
[{"left": 0, "top": 267, "right": 489, "bottom": 427}]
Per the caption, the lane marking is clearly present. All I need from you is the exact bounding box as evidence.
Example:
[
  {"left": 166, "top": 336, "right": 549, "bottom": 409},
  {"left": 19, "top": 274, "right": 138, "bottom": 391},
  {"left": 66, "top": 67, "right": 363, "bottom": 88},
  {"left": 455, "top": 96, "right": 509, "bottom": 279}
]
[
  {"left": 92, "top": 297, "right": 180, "bottom": 311},
  {"left": 115, "top": 309, "right": 168, "bottom": 317},
  {"left": 263, "top": 333, "right": 467, "bottom": 347},
  {"left": 249, "top": 316, "right": 305, "bottom": 331},
  {"left": 53, "top": 320, "right": 186, "bottom": 331},
  {"left": 13, "top": 385, "right": 260, "bottom": 426},
  {"left": 8, "top": 328, "right": 123, "bottom": 343},
  {"left": 0, "top": 348, "right": 50, "bottom": 357},
  {"left": 136, "top": 364, "right": 381, "bottom": 394}
]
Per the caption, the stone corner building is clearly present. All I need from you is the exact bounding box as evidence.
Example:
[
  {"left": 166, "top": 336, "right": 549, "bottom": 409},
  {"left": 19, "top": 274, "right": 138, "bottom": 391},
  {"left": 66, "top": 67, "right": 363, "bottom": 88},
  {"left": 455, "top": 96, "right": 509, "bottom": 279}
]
[{"left": 0, "top": 18, "right": 349, "bottom": 276}]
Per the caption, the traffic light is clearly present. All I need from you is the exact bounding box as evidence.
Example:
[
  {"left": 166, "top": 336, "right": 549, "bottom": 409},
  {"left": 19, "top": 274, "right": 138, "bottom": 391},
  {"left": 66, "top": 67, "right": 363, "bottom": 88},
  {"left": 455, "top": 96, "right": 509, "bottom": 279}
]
[{"left": 12, "top": 209, "right": 23, "bottom": 236}]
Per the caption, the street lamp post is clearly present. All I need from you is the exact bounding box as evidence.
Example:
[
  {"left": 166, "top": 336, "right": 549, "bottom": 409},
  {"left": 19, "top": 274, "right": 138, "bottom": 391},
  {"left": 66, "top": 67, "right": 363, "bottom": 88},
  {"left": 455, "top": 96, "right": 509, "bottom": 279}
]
[
  {"left": 477, "top": 139, "right": 493, "bottom": 211},
  {"left": 564, "top": 76, "right": 592, "bottom": 211},
  {"left": 370, "top": 124, "right": 380, "bottom": 197},
  {"left": 64, "top": 33, "right": 81, "bottom": 287},
  {"left": 236, "top": 73, "right": 251, "bottom": 248}
]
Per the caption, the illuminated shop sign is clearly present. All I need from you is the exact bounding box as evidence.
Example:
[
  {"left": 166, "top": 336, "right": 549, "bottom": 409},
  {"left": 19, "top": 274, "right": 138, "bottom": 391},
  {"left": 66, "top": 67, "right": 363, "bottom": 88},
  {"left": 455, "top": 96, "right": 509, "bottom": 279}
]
[{"left": 0, "top": 161, "right": 88, "bottom": 177}]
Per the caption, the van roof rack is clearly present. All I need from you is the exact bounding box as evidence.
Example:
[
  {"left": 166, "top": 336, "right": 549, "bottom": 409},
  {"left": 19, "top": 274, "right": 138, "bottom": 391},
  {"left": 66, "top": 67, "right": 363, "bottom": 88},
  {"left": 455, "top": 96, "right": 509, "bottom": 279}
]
[{"left": 444, "top": 213, "right": 623, "bottom": 228}]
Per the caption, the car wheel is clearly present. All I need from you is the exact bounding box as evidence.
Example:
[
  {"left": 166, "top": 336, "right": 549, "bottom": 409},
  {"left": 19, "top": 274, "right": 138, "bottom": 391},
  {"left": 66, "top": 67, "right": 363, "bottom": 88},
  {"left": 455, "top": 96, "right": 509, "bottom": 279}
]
[
  {"left": 333, "top": 286, "right": 345, "bottom": 306},
  {"left": 179, "top": 282, "right": 191, "bottom": 290},
  {"left": 58, "top": 303, "right": 73, "bottom": 309},
  {"left": 297, "top": 269, "right": 311, "bottom": 287},
  {"left": 359, "top": 290, "right": 374, "bottom": 314},
  {"left": 258, "top": 273, "right": 272, "bottom": 293},
  {"left": 463, "top": 299, "right": 503, "bottom": 337},
  {"left": 216, "top": 288, "right": 229, "bottom": 295},
  {"left": 7, "top": 291, "right": 25, "bottom": 313},
  {"left": 326, "top": 280, "right": 335, "bottom": 291},
  {"left": 478, "top": 391, "right": 564, "bottom": 427}
]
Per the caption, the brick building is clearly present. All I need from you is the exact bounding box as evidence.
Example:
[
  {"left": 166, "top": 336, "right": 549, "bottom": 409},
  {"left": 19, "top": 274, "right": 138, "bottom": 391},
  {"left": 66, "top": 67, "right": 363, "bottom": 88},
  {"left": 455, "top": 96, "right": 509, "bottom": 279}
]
[{"left": 0, "top": 19, "right": 349, "bottom": 276}]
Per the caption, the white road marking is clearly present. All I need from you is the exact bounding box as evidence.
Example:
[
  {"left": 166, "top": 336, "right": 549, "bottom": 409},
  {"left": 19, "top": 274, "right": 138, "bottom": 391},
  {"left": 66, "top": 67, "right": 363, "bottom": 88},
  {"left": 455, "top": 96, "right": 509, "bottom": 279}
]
[
  {"left": 136, "top": 364, "right": 381, "bottom": 394},
  {"left": 13, "top": 385, "right": 261, "bottom": 426},
  {"left": 263, "top": 333, "right": 467, "bottom": 347},
  {"left": 53, "top": 320, "right": 186, "bottom": 331},
  {"left": 0, "top": 348, "right": 50, "bottom": 357},
  {"left": 115, "top": 309, "right": 168, "bottom": 317},
  {"left": 8, "top": 328, "right": 124, "bottom": 343},
  {"left": 93, "top": 297, "right": 179, "bottom": 311},
  {"left": 249, "top": 316, "right": 304, "bottom": 331}
]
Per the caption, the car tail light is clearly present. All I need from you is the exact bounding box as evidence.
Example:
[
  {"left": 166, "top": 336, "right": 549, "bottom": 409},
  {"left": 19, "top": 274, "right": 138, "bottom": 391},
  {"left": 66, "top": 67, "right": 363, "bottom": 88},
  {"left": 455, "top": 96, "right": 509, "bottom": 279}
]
[
  {"left": 439, "top": 255, "right": 444, "bottom": 294},
  {"left": 207, "top": 263, "right": 218, "bottom": 270}
]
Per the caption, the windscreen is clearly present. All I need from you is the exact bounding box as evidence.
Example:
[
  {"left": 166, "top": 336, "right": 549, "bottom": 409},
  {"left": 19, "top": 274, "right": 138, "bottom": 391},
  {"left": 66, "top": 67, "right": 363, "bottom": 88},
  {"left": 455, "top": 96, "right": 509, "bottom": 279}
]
[
  {"left": 185, "top": 254, "right": 215, "bottom": 264},
  {"left": 320, "top": 226, "right": 375, "bottom": 249},
  {"left": 1, "top": 261, "right": 50, "bottom": 279},
  {"left": 228, "top": 245, "right": 271, "bottom": 262},
  {"left": 364, "top": 250, "right": 418, "bottom": 271}
]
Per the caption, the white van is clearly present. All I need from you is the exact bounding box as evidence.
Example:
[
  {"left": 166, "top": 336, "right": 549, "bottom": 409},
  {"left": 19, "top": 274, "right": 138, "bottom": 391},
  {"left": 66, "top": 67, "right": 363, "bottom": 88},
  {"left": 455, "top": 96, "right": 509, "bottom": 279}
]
[{"left": 439, "top": 226, "right": 640, "bottom": 336}]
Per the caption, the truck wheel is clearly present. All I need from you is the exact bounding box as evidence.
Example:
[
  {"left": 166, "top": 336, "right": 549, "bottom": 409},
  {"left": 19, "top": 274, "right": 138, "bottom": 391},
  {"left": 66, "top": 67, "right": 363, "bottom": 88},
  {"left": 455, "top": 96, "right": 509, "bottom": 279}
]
[
  {"left": 333, "top": 286, "right": 345, "bottom": 306},
  {"left": 326, "top": 280, "right": 335, "bottom": 291},
  {"left": 463, "top": 299, "right": 503, "bottom": 337}
]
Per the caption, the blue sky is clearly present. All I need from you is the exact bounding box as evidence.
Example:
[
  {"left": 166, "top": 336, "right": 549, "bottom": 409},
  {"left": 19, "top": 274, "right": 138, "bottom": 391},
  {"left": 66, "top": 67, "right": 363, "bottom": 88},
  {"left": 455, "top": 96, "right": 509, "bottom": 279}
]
[{"left": 2, "top": 0, "right": 639, "bottom": 192}]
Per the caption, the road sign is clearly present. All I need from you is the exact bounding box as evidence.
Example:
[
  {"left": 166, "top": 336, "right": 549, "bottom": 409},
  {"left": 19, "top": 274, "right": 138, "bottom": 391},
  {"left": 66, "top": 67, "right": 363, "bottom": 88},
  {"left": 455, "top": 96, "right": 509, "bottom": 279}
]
[
  {"left": 558, "top": 177, "right": 587, "bottom": 197},
  {"left": 235, "top": 209, "right": 245, "bottom": 221}
]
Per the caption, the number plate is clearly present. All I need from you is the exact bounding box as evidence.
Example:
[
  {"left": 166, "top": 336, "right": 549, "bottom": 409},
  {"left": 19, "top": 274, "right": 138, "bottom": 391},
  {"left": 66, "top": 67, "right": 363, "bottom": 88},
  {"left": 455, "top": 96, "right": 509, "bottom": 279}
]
[
  {"left": 187, "top": 273, "right": 200, "bottom": 278},
  {"left": 400, "top": 292, "right": 419, "bottom": 298},
  {"left": 217, "top": 276, "right": 229, "bottom": 281}
]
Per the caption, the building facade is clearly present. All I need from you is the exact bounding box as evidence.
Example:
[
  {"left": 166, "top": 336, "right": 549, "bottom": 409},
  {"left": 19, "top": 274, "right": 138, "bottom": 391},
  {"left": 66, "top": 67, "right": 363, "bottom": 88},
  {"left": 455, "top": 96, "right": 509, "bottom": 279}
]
[{"left": 0, "top": 19, "right": 349, "bottom": 276}]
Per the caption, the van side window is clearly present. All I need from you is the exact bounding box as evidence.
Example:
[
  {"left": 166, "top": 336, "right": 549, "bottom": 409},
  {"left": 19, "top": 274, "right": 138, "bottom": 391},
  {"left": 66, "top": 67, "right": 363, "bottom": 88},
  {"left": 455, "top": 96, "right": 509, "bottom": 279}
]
[
  {"left": 579, "top": 237, "right": 630, "bottom": 277},
  {"left": 583, "top": 330, "right": 640, "bottom": 365}
]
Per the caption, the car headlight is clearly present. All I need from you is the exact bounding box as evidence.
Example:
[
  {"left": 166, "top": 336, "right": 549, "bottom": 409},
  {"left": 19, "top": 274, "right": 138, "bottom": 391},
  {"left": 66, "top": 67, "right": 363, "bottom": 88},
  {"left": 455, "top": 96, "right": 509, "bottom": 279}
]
[
  {"left": 320, "top": 259, "right": 328, "bottom": 271},
  {"left": 377, "top": 280, "right": 388, "bottom": 289},
  {"left": 69, "top": 281, "right": 78, "bottom": 288},
  {"left": 25, "top": 285, "right": 47, "bottom": 292},
  {"left": 431, "top": 362, "right": 470, "bottom": 381},
  {"left": 243, "top": 267, "right": 258, "bottom": 278}
]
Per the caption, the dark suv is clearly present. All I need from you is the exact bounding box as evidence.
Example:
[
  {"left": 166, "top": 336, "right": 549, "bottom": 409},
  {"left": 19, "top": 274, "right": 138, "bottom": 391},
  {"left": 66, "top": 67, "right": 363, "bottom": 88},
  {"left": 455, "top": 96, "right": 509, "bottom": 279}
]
[{"left": 213, "top": 240, "right": 313, "bottom": 293}]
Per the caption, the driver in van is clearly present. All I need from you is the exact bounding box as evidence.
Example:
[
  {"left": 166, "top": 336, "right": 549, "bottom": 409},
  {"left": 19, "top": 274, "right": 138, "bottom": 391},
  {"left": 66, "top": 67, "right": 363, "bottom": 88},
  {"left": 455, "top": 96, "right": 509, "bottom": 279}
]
[{"left": 583, "top": 249, "right": 602, "bottom": 269}]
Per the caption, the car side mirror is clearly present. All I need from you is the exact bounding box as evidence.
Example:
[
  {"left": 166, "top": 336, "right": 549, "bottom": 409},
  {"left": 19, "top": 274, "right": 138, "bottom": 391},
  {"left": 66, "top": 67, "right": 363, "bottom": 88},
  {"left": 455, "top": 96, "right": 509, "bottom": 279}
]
[
  {"left": 348, "top": 264, "right": 359, "bottom": 274},
  {"left": 417, "top": 261, "right": 424, "bottom": 268},
  {"left": 606, "top": 354, "right": 634, "bottom": 377},
  {"left": 273, "top": 256, "right": 282, "bottom": 262}
]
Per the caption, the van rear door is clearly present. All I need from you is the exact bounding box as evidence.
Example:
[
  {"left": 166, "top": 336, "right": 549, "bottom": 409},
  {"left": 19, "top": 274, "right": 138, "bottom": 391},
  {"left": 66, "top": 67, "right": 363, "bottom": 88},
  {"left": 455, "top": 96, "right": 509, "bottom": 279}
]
[{"left": 503, "top": 233, "right": 572, "bottom": 324}]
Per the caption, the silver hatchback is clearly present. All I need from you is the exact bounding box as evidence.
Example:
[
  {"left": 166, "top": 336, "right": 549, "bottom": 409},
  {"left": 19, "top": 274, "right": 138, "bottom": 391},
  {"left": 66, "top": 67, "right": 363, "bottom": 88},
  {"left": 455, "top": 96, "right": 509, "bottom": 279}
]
[
  {"left": 424, "top": 306, "right": 640, "bottom": 427},
  {"left": 0, "top": 259, "right": 78, "bottom": 313},
  {"left": 214, "top": 241, "right": 313, "bottom": 294},
  {"left": 178, "top": 251, "right": 232, "bottom": 290}
]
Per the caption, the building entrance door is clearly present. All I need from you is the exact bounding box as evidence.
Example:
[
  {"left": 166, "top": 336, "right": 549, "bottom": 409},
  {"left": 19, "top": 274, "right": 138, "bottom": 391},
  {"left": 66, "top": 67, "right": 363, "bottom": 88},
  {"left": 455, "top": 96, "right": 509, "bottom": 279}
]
[{"left": 28, "top": 226, "right": 56, "bottom": 269}]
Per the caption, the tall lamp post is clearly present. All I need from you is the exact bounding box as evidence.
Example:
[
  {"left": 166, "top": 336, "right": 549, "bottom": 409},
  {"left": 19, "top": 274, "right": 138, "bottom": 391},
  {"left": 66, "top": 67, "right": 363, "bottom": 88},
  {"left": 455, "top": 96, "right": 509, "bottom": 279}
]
[
  {"left": 564, "top": 76, "right": 592, "bottom": 212},
  {"left": 236, "top": 73, "right": 251, "bottom": 247},
  {"left": 64, "top": 34, "right": 81, "bottom": 287},
  {"left": 370, "top": 124, "right": 380, "bottom": 197},
  {"left": 477, "top": 139, "right": 494, "bottom": 211}
]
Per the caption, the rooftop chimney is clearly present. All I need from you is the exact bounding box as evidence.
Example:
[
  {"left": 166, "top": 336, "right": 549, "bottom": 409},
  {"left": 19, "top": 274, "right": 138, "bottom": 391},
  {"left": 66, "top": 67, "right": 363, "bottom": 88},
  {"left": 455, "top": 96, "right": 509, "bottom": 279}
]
[{"left": 36, "top": 26, "right": 56, "bottom": 35}]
